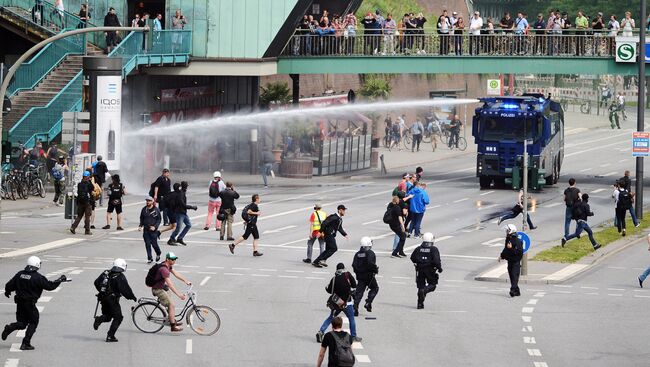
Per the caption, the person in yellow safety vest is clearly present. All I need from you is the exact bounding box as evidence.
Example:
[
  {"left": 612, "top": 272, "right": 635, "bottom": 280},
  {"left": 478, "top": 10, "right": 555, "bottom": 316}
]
[{"left": 303, "top": 203, "right": 327, "bottom": 265}]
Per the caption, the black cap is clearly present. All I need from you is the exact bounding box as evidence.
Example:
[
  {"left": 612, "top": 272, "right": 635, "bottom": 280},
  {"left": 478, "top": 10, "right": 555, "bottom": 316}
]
[
  {"left": 337, "top": 204, "right": 347, "bottom": 211},
  {"left": 336, "top": 263, "right": 345, "bottom": 270}
]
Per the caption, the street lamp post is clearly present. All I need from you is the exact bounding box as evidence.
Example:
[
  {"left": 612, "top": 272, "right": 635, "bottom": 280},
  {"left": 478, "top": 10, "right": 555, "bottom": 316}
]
[
  {"left": 636, "top": 0, "right": 646, "bottom": 220},
  {"left": 0, "top": 27, "right": 144, "bottom": 219}
]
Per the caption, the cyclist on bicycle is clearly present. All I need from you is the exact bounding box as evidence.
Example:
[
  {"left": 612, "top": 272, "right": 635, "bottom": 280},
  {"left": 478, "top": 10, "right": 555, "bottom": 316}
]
[
  {"left": 448, "top": 115, "right": 463, "bottom": 149},
  {"left": 149, "top": 252, "right": 192, "bottom": 332}
]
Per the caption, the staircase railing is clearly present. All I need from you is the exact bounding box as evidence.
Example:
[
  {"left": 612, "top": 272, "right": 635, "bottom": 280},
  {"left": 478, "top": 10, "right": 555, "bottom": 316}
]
[{"left": 8, "top": 28, "right": 85, "bottom": 97}]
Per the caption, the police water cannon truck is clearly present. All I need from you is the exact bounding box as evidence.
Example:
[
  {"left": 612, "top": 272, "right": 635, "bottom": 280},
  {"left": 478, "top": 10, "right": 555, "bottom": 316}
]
[{"left": 471, "top": 94, "right": 564, "bottom": 190}]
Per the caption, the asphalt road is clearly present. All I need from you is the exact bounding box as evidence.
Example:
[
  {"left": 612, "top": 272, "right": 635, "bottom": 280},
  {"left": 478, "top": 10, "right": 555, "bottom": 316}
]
[{"left": 0, "top": 117, "right": 649, "bottom": 367}]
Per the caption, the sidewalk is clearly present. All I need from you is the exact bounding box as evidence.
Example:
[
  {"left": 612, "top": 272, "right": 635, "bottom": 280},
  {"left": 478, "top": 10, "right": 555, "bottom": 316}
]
[{"left": 475, "top": 226, "right": 648, "bottom": 284}]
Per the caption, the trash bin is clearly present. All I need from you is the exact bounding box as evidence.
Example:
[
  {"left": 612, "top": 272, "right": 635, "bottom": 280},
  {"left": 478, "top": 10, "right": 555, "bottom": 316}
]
[{"left": 64, "top": 193, "right": 74, "bottom": 219}]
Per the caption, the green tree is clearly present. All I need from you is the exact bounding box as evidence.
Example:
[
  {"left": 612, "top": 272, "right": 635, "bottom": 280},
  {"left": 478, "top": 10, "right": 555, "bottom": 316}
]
[
  {"left": 359, "top": 75, "right": 392, "bottom": 101},
  {"left": 259, "top": 82, "right": 291, "bottom": 109}
]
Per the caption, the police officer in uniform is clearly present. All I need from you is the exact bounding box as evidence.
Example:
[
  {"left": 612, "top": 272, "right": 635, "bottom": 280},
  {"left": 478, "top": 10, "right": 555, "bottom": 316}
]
[
  {"left": 499, "top": 224, "right": 523, "bottom": 297},
  {"left": 352, "top": 236, "right": 379, "bottom": 316},
  {"left": 410, "top": 232, "right": 442, "bottom": 309},
  {"left": 2, "top": 256, "right": 67, "bottom": 350},
  {"left": 93, "top": 258, "right": 137, "bottom": 342}
]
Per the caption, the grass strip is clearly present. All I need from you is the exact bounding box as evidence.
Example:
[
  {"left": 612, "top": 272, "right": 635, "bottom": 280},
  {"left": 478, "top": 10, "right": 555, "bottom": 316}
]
[{"left": 532, "top": 215, "right": 650, "bottom": 263}]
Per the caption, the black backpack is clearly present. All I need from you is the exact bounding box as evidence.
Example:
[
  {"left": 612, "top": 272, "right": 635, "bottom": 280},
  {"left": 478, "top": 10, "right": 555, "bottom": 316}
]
[
  {"left": 571, "top": 202, "right": 585, "bottom": 220},
  {"left": 95, "top": 270, "right": 113, "bottom": 297},
  {"left": 332, "top": 332, "right": 355, "bottom": 366},
  {"left": 241, "top": 204, "right": 252, "bottom": 222},
  {"left": 209, "top": 181, "right": 220, "bottom": 199},
  {"left": 383, "top": 204, "right": 394, "bottom": 224},
  {"left": 617, "top": 190, "right": 632, "bottom": 210},
  {"left": 145, "top": 263, "right": 164, "bottom": 287}
]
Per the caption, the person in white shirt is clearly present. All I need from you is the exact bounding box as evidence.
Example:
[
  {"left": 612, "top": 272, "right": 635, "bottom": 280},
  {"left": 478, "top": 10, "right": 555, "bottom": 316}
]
[
  {"left": 383, "top": 13, "right": 396, "bottom": 54},
  {"left": 204, "top": 171, "right": 227, "bottom": 231},
  {"left": 469, "top": 11, "right": 483, "bottom": 55},
  {"left": 621, "top": 11, "right": 635, "bottom": 37}
]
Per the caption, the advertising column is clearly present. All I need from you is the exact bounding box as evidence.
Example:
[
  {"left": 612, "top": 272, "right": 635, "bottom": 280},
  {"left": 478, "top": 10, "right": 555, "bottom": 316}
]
[{"left": 83, "top": 57, "right": 123, "bottom": 170}]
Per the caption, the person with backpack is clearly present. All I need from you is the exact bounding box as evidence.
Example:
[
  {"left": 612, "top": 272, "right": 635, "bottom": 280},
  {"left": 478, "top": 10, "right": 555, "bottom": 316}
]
[
  {"left": 147, "top": 252, "right": 191, "bottom": 332},
  {"left": 497, "top": 189, "right": 537, "bottom": 230},
  {"left": 92, "top": 258, "right": 136, "bottom": 342},
  {"left": 150, "top": 168, "right": 172, "bottom": 226},
  {"left": 410, "top": 232, "right": 442, "bottom": 308},
  {"left": 139, "top": 196, "right": 162, "bottom": 263},
  {"left": 304, "top": 203, "right": 327, "bottom": 264},
  {"left": 316, "top": 263, "right": 362, "bottom": 344},
  {"left": 562, "top": 193, "right": 601, "bottom": 250},
  {"left": 168, "top": 181, "right": 198, "bottom": 246},
  {"left": 204, "top": 171, "right": 226, "bottom": 231},
  {"left": 499, "top": 224, "right": 523, "bottom": 297},
  {"left": 385, "top": 196, "right": 407, "bottom": 258},
  {"left": 51, "top": 155, "right": 67, "bottom": 206},
  {"left": 103, "top": 174, "right": 126, "bottom": 230},
  {"left": 352, "top": 237, "right": 379, "bottom": 316},
  {"left": 563, "top": 178, "right": 581, "bottom": 238},
  {"left": 316, "top": 316, "right": 356, "bottom": 367},
  {"left": 87, "top": 168, "right": 102, "bottom": 229},
  {"left": 2, "top": 256, "right": 67, "bottom": 350},
  {"left": 92, "top": 155, "right": 109, "bottom": 207},
  {"left": 613, "top": 180, "right": 632, "bottom": 236},
  {"left": 219, "top": 181, "right": 240, "bottom": 241},
  {"left": 618, "top": 170, "right": 639, "bottom": 227},
  {"left": 312, "top": 205, "right": 349, "bottom": 268},
  {"left": 228, "top": 194, "right": 263, "bottom": 257},
  {"left": 70, "top": 171, "right": 95, "bottom": 235}
]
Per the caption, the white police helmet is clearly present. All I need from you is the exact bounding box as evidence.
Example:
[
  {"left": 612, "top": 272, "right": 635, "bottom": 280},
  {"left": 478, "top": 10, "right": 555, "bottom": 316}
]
[
  {"left": 360, "top": 236, "right": 373, "bottom": 248},
  {"left": 504, "top": 224, "right": 517, "bottom": 234},
  {"left": 26, "top": 256, "right": 41, "bottom": 269},
  {"left": 112, "top": 258, "right": 127, "bottom": 272},
  {"left": 422, "top": 232, "right": 434, "bottom": 243}
]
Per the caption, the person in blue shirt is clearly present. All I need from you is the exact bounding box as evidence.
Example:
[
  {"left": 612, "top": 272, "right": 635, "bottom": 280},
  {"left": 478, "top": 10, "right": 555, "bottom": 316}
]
[
  {"left": 408, "top": 181, "right": 430, "bottom": 237},
  {"left": 515, "top": 12, "right": 529, "bottom": 54}
]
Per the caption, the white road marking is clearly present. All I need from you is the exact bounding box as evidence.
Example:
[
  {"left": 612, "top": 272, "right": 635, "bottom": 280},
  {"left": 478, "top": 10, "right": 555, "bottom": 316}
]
[
  {"left": 251, "top": 274, "right": 271, "bottom": 277},
  {"left": 523, "top": 326, "right": 533, "bottom": 332},
  {"left": 278, "top": 275, "right": 298, "bottom": 279},
  {"left": 601, "top": 171, "right": 618, "bottom": 177},
  {"left": 591, "top": 188, "right": 606, "bottom": 193},
  {"left": 355, "top": 355, "right": 371, "bottom": 363},
  {"left": 534, "top": 362, "right": 549, "bottom": 367},
  {"left": 16, "top": 330, "right": 25, "bottom": 338},
  {"left": 481, "top": 238, "right": 503, "bottom": 247},
  {"left": 542, "top": 202, "right": 562, "bottom": 208},
  {"left": 522, "top": 316, "right": 532, "bottom": 322},
  {"left": 4, "top": 358, "right": 19, "bottom": 367},
  {"left": 0, "top": 238, "right": 84, "bottom": 259},
  {"left": 197, "top": 272, "right": 217, "bottom": 275},
  {"left": 527, "top": 299, "right": 538, "bottom": 305},
  {"left": 521, "top": 307, "right": 534, "bottom": 313},
  {"left": 69, "top": 270, "right": 83, "bottom": 275},
  {"left": 607, "top": 294, "right": 623, "bottom": 297},
  {"left": 305, "top": 276, "right": 325, "bottom": 280},
  {"left": 528, "top": 349, "right": 542, "bottom": 356},
  {"left": 38, "top": 296, "right": 52, "bottom": 303},
  {"left": 542, "top": 264, "right": 588, "bottom": 281},
  {"left": 185, "top": 339, "right": 192, "bottom": 354},
  {"left": 232, "top": 267, "right": 250, "bottom": 271},
  {"left": 479, "top": 190, "right": 495, "bottom": 196},
  {"left": 362, "top": 219, "right": 381, "bottom": 225},
  {"left": 619, "top": 158, "right": 628, "bottom": 163},
  {"left": 436, "top": 235, "right": 454, "bottom": 243},
  {"left": 634, "top": 295, "right": 650, "bottom": 298},
  {"left": 223, "top": 273, "right": 244, "bottom": 276},
  {"left": 206, "top": 266, "right": 224, "bottom": 269},
  {"left": 352, "top": 342, "right": 363, "bottom": 349},
  {"left": 9, "top": 343, "right": 21, "bottom": 352},
  {"left": 37, "top": 306, "right": 44, "bottom": 312},
  {"left": 600, "top": 163, "right": 611, "bottom": 167},
  {"left": 523, "top": 337, "right": 536, "bottom": 344},
  {"left": 607, "top": 288, "right": 625, "bottom": 291},
  {"left": 258, "top": 269, "right": 277, "bottom": 272},
  {"left": 553, "top": 285, "right": 572, "bottom": 288},
  {"left": 585, "top": 292, "right": 600, "bottom": 296},
  {"left": 277, "top": 238, "right": 309, "bottom": 247},
  {"left": 579, "top": 168, "right": 592, "bottom": 172},
  {"left": 533, "top": 293, "right": 546, "bottom": 298},
  {"left": 391, "top": 276, "right": 410, "bottom": 280},
  {"left": 199, "top": 276, "right": 211, "bottom": 286},
  {"left": 580, "top": 286, "right": 599, "bottom": 290},
  {"left": 370, "top": 232, "right": 395, "bottom": 240},
  {"left": 453, "top": 198, "right": 469, "bottom": 203},
  {"left": 285, "top": 270, "right": 304, "bottom": 273},
  {"left": 481, "top": 263, "right": 508, "bottom": 278},
  {"left": 263, "top": 225, "right": 297, "bottom": 234},
  {"left": 0, "top": 232, "right": 15, "bottom": 234}
]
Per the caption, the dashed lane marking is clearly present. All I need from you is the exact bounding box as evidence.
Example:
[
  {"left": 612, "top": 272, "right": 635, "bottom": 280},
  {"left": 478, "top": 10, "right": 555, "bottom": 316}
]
[
  {"left": 453, "top": 198, "right": 469, "bottom": 203},
  {"left": 355, "top": 355, "right": 371, "bottom": 363},
  {"left": 16, "top": 330, "right": 25, "bottom": 338},
  {"left": 579, "top": 168, "right": 592, "bottom": 172},
  {"left": 526, "top": 299, "right": 538, "bottom": 305},
  {"left": 186, "top": 339, "right": 192, "bottom": 354},
  {"left": 278, "top": 275, "right": 298, "bottom": 279},
  {"left": 542, "top": 202, "right": 562, "bottom": 208},
  {"left": 352, "top": 342, "right": 363, "bottom": 350},
  {"left": 4, "top": 359, "right": 19, "bottom": 367},
  {"left": 607, "top": 294, "right": 623, "bottom": 297},
  {"left": 199, "top": 276, "right": 211, "bottom": 286},
  {"left": 527, "top": 349, "right": 542, "bottom": 357},
  {"left": 534, "top": 362, "right": 549, "bottom": 367},
  {"left": 9, "top": 344, "right": 21, "bottom": 352},
  {"left": 69, "top": 270, "right": 84, "bottom": 275},
  {"left": 523, "top": 337, "right": 536, "bottom": 344},
  {"left": 481, "top": 238, "right": 503, "bottom": 247},
  {"left": 523, "top": 326, "right": 533, "bottom": 332},
  {"left": 479, "top": 190, "right": 495, "bottom": 196},
  {"left": 522, "top": 316, "right": 532, "bottom": 322},
  {"left": 362, "top": 220, "right": 381, "bottom": 226},
  {"left": 522, "top": 307, "right": 534, "bottom": 313},
  {"left": 263, "top": 225, "right": 297, "bottom": 234},
  {"left": 223, "top": 273, "right": 244, "bottom": 276},
  {"left": 38, "top": 296, "right": 52, "bottom": 303}
]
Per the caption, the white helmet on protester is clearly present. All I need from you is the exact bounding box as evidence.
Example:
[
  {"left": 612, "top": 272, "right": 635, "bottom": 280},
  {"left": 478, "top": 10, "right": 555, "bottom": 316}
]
[
  {"left": 360, "top": 236, "right": 373, "bottom": 249},
  {"left": 112, "top": 258, "right": 127, "bottom": 272},
  {"left": 26, "top": 256, "right": 41, "bottom": 270},
  {"left": 213, "top": 171, "right": 221, "bottom": 178},
  {"left": 504, "top": 224, "right": 517, "bottom": 234}
]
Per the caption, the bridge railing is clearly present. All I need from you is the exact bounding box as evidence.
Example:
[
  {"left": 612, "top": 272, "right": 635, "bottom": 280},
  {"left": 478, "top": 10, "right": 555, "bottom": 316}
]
[{"left": 281, "top": 30, "right": 634, "bottom": 58}]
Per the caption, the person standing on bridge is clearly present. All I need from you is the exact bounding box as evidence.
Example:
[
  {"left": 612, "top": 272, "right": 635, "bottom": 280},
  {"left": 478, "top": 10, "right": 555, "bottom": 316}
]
[
  {"left": 499, "top": 224, "right": 523, "bottom": 297},
  {"left": 436, "top": 9, "right": 451, "bottom": 55},
  {"left": 469, "top": 11, "right": 483, "bottom": 55},
  {"left": 312, "top": 205, "right": 349, "bottom": 268},
  {"left": 104, "top": 7, "right": 121, "bottom": 54}
]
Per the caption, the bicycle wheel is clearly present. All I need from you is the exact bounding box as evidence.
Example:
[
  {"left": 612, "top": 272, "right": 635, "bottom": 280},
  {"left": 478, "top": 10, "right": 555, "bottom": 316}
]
[
  {"left": 18, "top": 183, "right": 28, "bottom": 199},
  {"left": 132, "top": 302, "right": 166, "bottom": 333},
  {"left": 7, "top": 181, "right": 16, "bottom": 201},
  {"left": 421, "top": 132, "right": 432, "bottom": 144},
  {"left": 457, "top": 137, "right": 467, "bottom": 151},
  {"left": 35, "top": 179, "right": 45, "bottom": 198},
  {"left": 441, "top": 131, "right": 449, "bottom": 145},
  {"left": 580, "top": 103, "right": 590, "bottom": 114},
  {"left": 402, "top": 135, "right": 412, "bottom": 150},
  {"left": 187, "top": 305, "right": 221, "bottom": 336}
]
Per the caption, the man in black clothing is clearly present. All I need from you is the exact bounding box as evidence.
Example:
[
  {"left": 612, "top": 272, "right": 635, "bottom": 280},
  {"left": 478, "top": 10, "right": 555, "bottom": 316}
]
[
  {"left": 219, "top": 182, "right": 240, "bottom": 241},
  {"left": 316, "top": 263, "right": 362, "bottom": 343},
  {"left": 352, "top": 237, "right": 379, "bottom": 316},
  {"left": 104, "top": 7, "right": 121, "bottom": 53},
  {"left": 93, "top": 258, "right": 137, "bottom": 342},
  {"left": 70, "top": 171, "right": 95, "bottom": 235},
  {"left": 448, "top": 114, "right": 462, "bottom": 148},
  {"left": 229, "top": 194, "right": 263, "bottom": 256},
  {"left": 313, "top": 205, "right": 349, "bottom": 268},
  {"left": 618, "top": 170, "right": 639, "bottom": 226},
  {"left": 387, "top": 196, "right": 407, "bottom": 257},
  {"left": 563, "top": 178, "right": 581, "bottom": 239},
  {"left": 93, "top": 155, "right": 109, "bottom": 206},
  {"left": 410, "top": 232, "right": 442, "bottom": 309},
  {"left": 168, "top": 181, "right": 197, "bottom": 246},
  {"left": 532, "top": 13, "right": 546, "bottom": 55},
  {"left": 3, "top": 256, "right": 67, "bottom": 350},
  {"left": 139, "top": 196, "right": 162, "bottom": 263},
  {"left": 316, "top": 316, "right": 354, "bottom": 367},
  {"left": 151, "top": 168, "right": 172, "bottom": 226},
  {"left": 562, "top": 193, "right": 601, "bottom": 250},
  {"left": 499, "top": 224, "right": 523, "bottom": 297}
]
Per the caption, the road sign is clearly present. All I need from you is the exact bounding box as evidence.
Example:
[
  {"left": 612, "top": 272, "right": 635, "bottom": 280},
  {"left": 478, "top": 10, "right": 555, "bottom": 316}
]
[
  {"left": 62, "top": 122, "right": 89, "bottom": 131},
  {"left": 517, "top": 232, "right": 531, "bottom": 254},
  {"left": 62, "top": 111, "right": 90, "bottom": 120},
  {"left": 616, "top": 41, "right": 636, "bottom": 63},
  {"left": 62, "top": 133, "right": 89, "bottom": 142},
  {"left": 487, "top": 79, "right": 501, "bottom": 95},
  {"left": 632, "top": 131, "right": 650, "bottom": 157}
]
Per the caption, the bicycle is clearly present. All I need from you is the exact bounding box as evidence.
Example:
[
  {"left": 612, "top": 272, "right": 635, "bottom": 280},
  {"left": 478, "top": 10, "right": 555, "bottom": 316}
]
[
  {"left": 131, "top": 286, "right": 221, "bottom": 336},
  {"left": 447, "top": 133, "right": 467, "bottom": 151},
  {"left": 579, "top": 100, "right": 591, "bottom": 114},
  {"left": 401, "top": 130, "right": 413, "bottom": 150},
  {"left": 23, "top": 165, "right": 45, "bottom": 198}
]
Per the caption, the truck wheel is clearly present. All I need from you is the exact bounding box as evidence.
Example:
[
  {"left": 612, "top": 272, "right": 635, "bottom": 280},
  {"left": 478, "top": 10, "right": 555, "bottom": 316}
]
[
  {"left": 479, "top": 176, "right": 491, "bottom": 189},
  {"left": 545, "top": 161, "right": 556, "bottom": 186},
  {"left": 553, "top": 160, "right": 560, "bottom": 184}
]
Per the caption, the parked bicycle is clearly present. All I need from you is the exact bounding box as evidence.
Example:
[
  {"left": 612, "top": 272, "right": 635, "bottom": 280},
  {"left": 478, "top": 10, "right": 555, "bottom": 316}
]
[
  {"left": 131, "top": 286, "right": 220, "bottom": 336},
  {"left": 23, "top": 165, "right": 46, "bottom": 198},
  {"left": 580, "top": 99, "right": 591, "bottom": 114}
]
